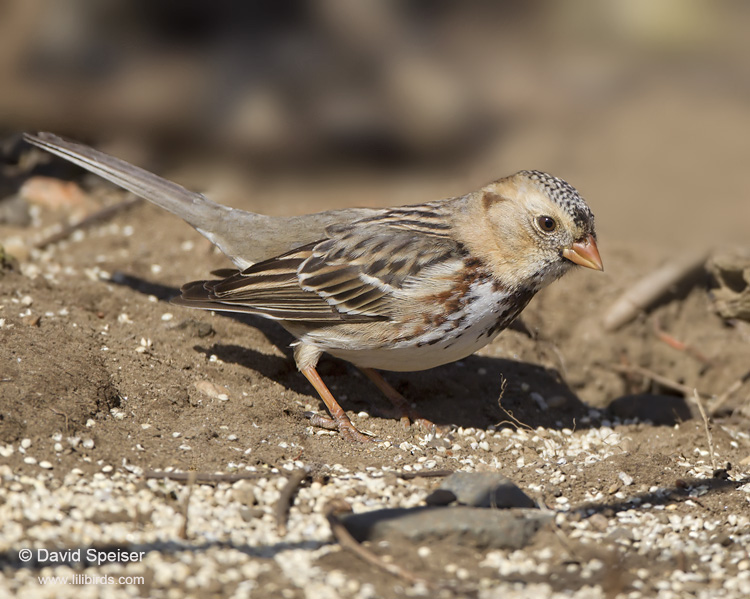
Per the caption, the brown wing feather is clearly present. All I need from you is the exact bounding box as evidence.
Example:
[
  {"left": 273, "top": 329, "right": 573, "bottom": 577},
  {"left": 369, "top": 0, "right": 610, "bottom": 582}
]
[
  {"left": 298, "top": 225, "right": 461, "bottom": 318},
  {"left": 173, "top": 206, "right": 464, "bottom": 323},
  {"left": 173, "top": 243, "right": 375, "bottom": 322}
]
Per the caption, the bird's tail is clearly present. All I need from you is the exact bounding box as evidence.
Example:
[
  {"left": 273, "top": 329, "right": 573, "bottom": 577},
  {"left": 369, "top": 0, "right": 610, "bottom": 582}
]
[
  {"left": 23, "top": 132, "right": 381, "bottom": 267},
  {"left": 22, "top": 132, "right": 262, "bottom": 262}
]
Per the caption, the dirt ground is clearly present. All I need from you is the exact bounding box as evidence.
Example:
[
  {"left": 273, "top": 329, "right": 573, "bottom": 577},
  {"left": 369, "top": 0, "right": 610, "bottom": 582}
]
[
  {"left": 3, "top": 4, "right": 750, "bottom": 597},
  {"left": 1, "top": 141, "right": 750, "bottom": 597},
  {"left": 2, "top": 159, "right": 746, "bottom": 468}
]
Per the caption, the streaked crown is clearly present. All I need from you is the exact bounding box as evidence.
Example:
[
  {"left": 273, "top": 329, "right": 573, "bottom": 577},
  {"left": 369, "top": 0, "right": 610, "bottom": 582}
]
[{"left": 520, "top": 170, "right": 595, "bottom": 233}]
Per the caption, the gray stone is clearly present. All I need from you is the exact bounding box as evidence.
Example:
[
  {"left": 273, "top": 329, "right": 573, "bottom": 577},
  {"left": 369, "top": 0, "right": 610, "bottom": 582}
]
[
  {"left": 424, "top": 488, "right": 457, "bottom": 506},
  {"left": 428, "top": 472, "right": 536, "bottom": 508},
  {"left": 0, "top": 195, "right": 31, "bottom": 226},
  {"left": 343, "top": 506, "right": 551, "bottom": 550}
]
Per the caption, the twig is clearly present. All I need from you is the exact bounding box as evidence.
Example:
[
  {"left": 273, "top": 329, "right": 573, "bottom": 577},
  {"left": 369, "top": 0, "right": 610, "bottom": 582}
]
[
  {"left": 495, "top": 376, "right": 536, "bottom": 432},
  {"left": 275, "top": 468, "right": 309, "bottom": 536},
  {"left": 324, "top": 499, "right": 433, "bottom": 589},
  {"left": 652, "top": 317, "right": 711, "bottom": 365},
  {"left": 35, "top": 196, "right": 142, "bottom": 249},
  {"left": 709, "top": 370, "right": 750, "bottom": 416},
  {"left": 394, "top": 469, "right": 453, "bottom": 480},
  {"left": 144, "top": 470, "right": 264, "bottom": 484},
  {"left": 603, "top": 251, "right": 709, "bottom": 331},
  {"left": 496, "top": 400, "right": 535, "bottom": 432},
  {"left": 611, "top": 364, "right": 713, "bottom": 399},
  {"left": 498, "top": 374, "right": 508, "bottom": 401},
  {"left": 49, "top": 407, "right": 70, "bottom": 434},
  {"left": 179, "top": 471, "right": 197, "bottom": 540},
  {"left": 692, "top": 389, "right": 716, "bottom": 471}
]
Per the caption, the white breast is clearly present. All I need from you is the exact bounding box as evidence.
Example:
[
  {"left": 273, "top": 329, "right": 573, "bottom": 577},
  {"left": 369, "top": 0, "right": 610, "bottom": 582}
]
[{"left": 323, "top": 280, "right": 522, "bottom": 372}]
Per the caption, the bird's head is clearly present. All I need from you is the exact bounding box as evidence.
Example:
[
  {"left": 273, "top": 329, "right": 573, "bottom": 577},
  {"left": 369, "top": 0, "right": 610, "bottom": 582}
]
[{"left": 459, "top": 170, "right": 602, "bottom": 291}]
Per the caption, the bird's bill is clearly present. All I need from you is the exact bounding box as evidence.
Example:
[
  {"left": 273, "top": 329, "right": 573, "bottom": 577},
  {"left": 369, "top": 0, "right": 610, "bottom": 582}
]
[{"left": 562, "top": 235, "right": 603, "bottom": 271}]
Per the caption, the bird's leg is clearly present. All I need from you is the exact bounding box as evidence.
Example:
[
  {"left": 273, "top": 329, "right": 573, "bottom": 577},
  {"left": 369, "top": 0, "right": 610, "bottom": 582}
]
[
  {"left": 359, "top": 368, "right": 435, "bottom": 430},
  {"left": 300, "top": 367, "right": 374, "bottom": 443},
  {"left": 295, "top": 343, "right": 374, "bottom": 442}
]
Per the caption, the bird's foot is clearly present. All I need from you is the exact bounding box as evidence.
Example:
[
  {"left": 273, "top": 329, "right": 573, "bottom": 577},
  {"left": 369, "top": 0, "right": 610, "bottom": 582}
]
[
  {"left": 300, "top": 366, "right": 377, "bottom": 443},
  {"left": 304, "top": 411, "right": 377, "bottom": 443}
]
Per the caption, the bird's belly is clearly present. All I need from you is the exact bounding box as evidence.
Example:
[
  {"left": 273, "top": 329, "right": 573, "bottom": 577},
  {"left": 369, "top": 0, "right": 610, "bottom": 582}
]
[
  {"left": 326, "top": 327, "right": 500, "bottom": 371},
  {"left": 325, "top": 296, "right": 521, "bottom": 371},
  {"left": 298, "top": 281, "right": 534, "bottom": 372}
]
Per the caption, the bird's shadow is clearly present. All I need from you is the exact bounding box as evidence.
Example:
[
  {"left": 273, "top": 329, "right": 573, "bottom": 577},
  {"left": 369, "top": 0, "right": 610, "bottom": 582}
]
[
  {"left": 112, "top": 272, "right": 608, "bottom": 431},
  {"left": 196, "top": 341, "right": 591, "bottom": 431}
]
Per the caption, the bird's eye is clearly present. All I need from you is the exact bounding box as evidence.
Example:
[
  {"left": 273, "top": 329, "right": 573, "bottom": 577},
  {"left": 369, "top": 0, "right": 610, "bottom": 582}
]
[{"left": 537, "top": 216, "right": 557, "bottom": 232}]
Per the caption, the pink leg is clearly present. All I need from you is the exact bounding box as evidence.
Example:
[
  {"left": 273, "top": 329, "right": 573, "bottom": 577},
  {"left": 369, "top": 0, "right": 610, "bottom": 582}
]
[
  {"left": 360, "top": 368, "right": 435, "bottom": 430},
  {"left": 301, "top": 367, "right": 374, "bottom": 443}
]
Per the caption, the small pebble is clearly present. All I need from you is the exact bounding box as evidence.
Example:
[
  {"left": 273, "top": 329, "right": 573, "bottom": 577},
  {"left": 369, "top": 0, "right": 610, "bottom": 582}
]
[{"left": 194, "top": 379, "right": 230, "bottom": 400}]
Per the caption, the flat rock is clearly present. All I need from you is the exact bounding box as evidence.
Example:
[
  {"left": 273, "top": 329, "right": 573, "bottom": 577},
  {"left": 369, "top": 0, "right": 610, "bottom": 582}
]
[
  {"left": 343, "top": 506, "right": 551, "bottom": 549},
  {"left": 425, "top": 472, "right": 535, "bottom": 508}
]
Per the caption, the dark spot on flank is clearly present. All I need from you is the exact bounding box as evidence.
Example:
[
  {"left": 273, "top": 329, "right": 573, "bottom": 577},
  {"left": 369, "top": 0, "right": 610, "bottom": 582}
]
[{"left": 492, "top": 279, "right": 506, "bottom": 293}]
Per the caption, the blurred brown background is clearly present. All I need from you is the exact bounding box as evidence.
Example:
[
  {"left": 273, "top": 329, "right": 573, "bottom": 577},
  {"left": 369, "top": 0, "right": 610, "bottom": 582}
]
[{"left": 1, "top": 0, "right": 749, "bottom": 249}]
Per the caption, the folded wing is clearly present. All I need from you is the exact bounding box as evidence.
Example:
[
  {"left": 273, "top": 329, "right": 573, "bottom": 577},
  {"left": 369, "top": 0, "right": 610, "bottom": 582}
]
[{"left": 173, "top": 213, "right": 463, "bottom": 323}]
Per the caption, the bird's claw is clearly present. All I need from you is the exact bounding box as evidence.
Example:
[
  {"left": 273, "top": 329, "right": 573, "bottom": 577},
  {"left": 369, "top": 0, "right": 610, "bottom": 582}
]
[{"left": 303, "top": 411, "right": 377, "bottom": 443}]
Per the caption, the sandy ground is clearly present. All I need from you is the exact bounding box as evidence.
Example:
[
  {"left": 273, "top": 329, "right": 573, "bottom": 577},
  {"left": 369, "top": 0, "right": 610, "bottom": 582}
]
[
  {"left": 0, "top": 144, "right": 749, "bottom": 598},
  {"left": 3, "top": 4, "right": 750, "bottom": 597}
]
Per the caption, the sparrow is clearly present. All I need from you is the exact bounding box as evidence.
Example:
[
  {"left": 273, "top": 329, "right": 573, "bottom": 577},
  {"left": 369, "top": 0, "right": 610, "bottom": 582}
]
[{"left": 23, "top": 132, "right": 602, "bottom": 442}]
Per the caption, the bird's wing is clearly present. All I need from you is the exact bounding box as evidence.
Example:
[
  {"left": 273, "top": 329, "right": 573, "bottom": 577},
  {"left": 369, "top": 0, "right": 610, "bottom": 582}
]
[{"left": 173, "top": 214, "right": 464, "bottom": 323}]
